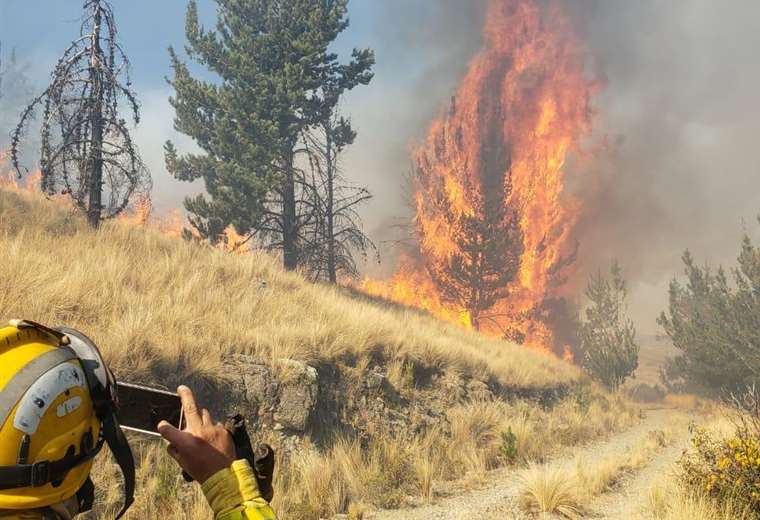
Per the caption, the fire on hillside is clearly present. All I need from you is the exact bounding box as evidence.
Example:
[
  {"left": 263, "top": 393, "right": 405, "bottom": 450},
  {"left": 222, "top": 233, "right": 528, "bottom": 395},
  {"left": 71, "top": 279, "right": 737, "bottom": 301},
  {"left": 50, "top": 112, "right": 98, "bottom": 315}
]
[
  {"left": 362, "top": 0, "right": 598, "bottom": 358},
  {"left": 1, "top": 144, "right": 272, "bottom": 258}
]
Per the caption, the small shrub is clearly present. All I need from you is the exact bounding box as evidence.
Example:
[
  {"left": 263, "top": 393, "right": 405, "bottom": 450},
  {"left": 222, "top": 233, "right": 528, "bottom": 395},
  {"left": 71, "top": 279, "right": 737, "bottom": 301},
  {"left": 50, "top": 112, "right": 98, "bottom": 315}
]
[
  {"left": 572, "top": 380, "right": 593, "bottom": 415},
  {"left": 679, "top": 425, "right": 760, "bottom": 516},
  {"left": 403, "top": 361, "right": 415, "bottom": 389},
  {"left": 499, "top": 427, "right": 518, "bottom": 464}
]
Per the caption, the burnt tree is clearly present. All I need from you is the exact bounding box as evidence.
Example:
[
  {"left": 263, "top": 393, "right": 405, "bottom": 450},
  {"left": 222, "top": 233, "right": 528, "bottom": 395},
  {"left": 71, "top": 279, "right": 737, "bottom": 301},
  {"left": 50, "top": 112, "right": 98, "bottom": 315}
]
[
  {"left": 11, "top": 0, "right": 149, "bottom": 227},
  {"left": 303, "top": 114, "right": 376, "bottom": 282}
]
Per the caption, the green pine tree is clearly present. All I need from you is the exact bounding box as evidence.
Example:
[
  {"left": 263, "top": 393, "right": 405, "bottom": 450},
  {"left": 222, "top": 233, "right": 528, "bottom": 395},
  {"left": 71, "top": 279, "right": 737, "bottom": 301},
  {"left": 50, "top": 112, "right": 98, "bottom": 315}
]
[
  {"left": 166, "top": 0, "right": 373, "bottom": 270},
  {"left": 658, "top": 229, "right": 760, "bottom": 396},
  {"left": 577, "top": 262, "right": 639, "bottom": 390}
]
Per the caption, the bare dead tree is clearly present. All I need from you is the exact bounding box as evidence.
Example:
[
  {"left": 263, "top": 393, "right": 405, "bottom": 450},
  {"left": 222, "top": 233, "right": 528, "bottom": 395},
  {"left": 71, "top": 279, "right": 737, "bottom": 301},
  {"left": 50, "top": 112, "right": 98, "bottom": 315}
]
[
  {"left": 11, "top": 0, "right": 150, "bottom": 227},
  {"left": 303, "top": 116, "right": 377, "bottom": 282}
]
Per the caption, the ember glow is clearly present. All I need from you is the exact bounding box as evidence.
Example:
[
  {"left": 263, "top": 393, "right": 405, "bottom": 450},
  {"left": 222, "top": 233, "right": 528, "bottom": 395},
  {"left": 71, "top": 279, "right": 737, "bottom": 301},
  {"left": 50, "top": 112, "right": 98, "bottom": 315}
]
[{"left": 363, "top": 0, "right": 596, "bottom": 356}]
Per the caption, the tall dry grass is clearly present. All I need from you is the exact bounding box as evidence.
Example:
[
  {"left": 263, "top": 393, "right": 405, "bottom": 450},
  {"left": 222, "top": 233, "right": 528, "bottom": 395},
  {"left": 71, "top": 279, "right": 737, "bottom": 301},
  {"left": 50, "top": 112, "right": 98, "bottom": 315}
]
[
  {"left": 0, "top": 190, "right": 576, "bottom": 390},
  {"left": 648, "top": 476, "right": 753, "bottom": 520},
  {"left": 518, "top": 423, "right": 678, "bottom": 517}
]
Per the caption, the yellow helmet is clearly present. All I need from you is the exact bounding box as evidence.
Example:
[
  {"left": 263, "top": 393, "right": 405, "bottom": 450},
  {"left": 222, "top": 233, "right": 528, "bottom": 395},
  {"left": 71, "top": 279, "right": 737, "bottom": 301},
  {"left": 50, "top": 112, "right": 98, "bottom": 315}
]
[{"left": 0, "top": 320, "right": 135, "bottom": 517}]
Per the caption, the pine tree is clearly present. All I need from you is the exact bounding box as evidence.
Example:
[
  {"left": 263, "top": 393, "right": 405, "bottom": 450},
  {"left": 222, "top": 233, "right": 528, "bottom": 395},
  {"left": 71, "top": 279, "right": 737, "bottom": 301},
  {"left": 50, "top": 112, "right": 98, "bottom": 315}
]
[
  {"left": 577, "top": 262, "right": 639, "bottom": 390},
  {"left": 658, "top": 230, "right": 760, "bottom": 395},
  {"left": 11, "top": 1, "right": 150, "bottom": 227},
  {"left": 166, "top": 0, "right": 373, "bottom": 270}
]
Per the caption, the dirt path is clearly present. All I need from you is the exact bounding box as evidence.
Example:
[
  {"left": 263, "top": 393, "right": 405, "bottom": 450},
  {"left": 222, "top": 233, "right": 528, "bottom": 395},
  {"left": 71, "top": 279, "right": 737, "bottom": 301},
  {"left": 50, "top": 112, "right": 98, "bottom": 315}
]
[
  {"left": 589, "top": 417, "right": 693, "bottom": 519},
  {"left": 366, "top": 408, "right": 693, "bottom": 520}
]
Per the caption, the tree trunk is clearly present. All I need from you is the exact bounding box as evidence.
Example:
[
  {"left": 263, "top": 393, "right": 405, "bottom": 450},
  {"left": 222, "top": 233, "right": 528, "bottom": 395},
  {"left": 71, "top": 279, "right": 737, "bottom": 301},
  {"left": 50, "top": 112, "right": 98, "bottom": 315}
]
[
  {"left": 86, "top": 6, "right": 103, "bottom": 229},
  {"left": 325, "top": 128, "right": 337, "bottom": 283},
  {"left": 282, "top": 148, "right": 298, "bottom": 270}
]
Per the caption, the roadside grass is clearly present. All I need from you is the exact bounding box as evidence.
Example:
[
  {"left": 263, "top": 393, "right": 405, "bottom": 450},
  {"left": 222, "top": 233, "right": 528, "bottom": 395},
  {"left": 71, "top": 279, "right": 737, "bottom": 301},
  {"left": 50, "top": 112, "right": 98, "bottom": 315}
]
[
  {"left": 518, "top": 423, "right": 677, "bottom": 517},
  {"left": 648, "top": 476, "right": 753, "bottom": 520}
]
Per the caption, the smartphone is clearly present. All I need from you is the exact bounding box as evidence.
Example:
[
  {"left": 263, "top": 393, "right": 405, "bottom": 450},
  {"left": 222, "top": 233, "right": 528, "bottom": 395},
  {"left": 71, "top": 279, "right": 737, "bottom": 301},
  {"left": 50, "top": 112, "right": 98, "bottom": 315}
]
[{"left": 115, "top": 382, "right": 185, "bottom": 436}]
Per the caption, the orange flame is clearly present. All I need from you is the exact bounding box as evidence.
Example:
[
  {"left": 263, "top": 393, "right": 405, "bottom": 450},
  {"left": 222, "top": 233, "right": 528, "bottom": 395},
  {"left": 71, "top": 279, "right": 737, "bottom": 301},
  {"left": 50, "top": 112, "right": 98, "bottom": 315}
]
[
  {"left": 0, "top": 150, "right": 41, "bottom": 192},
  {"left": 362, "top": 0, "right": 596, "bottom": 356},
  {"left": 116, "top": 198, "right": 251, "bottom": 254}
]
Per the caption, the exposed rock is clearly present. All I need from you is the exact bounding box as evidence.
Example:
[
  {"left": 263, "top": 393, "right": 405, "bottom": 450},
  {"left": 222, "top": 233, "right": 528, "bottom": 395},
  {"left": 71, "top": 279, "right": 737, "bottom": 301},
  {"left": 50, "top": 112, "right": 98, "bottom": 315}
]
[{"left": 273, "top": 359, "right": 318, "bottom": 432}]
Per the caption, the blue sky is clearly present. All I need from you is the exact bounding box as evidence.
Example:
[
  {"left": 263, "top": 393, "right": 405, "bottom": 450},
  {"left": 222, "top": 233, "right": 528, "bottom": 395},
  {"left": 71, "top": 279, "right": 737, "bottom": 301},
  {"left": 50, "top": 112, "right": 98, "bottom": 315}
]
[
  {"left": 0, "top": 0, "right": 478, "bottom": 221},
  {"left": 0, "top": 1, "right": 408, "bottom": 87}
]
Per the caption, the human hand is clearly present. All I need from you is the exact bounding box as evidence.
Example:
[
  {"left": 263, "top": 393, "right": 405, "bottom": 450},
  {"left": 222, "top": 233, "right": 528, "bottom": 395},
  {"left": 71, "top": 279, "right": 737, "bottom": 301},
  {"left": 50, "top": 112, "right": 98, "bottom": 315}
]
[{"left": 157, "top": 385, "right": 236, "bottom": 484}]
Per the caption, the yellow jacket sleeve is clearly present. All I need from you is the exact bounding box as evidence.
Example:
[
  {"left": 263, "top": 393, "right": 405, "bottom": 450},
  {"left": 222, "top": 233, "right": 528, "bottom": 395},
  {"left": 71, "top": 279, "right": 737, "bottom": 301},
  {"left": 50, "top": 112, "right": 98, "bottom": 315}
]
[{"left": 201, "top": 460, "right": 277, "bottom": 520}]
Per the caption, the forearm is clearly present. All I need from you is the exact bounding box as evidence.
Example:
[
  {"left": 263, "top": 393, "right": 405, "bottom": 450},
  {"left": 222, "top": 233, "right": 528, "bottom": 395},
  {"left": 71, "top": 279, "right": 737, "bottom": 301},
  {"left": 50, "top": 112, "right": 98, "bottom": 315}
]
[{"left": 201, "top": 460, "right": 277, "bottom": 520}]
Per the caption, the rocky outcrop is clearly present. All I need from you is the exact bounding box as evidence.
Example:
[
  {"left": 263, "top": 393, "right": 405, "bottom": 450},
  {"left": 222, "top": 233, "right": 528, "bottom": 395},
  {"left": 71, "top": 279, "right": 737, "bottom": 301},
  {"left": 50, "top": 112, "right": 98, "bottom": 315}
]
[
  {"left": 273, "top": 359, "right": 318, "bottom": 431},
  {"left": 207, "top": 353, "right": 569, "bottom": 454}
]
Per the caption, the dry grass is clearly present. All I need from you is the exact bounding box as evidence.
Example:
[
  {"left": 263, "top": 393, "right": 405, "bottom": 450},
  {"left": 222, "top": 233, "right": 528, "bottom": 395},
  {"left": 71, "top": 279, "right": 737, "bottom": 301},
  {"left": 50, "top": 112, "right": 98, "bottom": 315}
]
[
  {"left": 0, "top": 190, "right": 576, "bottom": 390},
  {"left": 0, "top": 190, "right": 646, "bottom": 519},
  {"left": 506, "top": 392, "right": 641, "bottom": 462},
  {"left": 518, "top": 463, "right": 583, "bottom": 518},
  {"left": 648, "top": 476, "right": 753, "bottom": 520}
]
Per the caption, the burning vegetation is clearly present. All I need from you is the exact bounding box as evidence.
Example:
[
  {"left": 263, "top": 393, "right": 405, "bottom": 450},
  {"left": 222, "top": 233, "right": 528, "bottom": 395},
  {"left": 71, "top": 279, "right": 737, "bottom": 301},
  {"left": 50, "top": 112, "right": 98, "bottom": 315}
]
[{"left": 363, "top": 0, "right": 596, "bottom": 356}]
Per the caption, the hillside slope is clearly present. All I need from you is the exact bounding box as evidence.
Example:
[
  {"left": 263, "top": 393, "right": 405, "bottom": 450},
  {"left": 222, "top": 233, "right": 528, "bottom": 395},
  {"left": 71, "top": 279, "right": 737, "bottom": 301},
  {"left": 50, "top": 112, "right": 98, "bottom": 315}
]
[
  {"left": 0, "top": 189, "right": 577, "bottom": 391},
  {"left": 0, "top": 190, "right": 644, "bottom": 519}
]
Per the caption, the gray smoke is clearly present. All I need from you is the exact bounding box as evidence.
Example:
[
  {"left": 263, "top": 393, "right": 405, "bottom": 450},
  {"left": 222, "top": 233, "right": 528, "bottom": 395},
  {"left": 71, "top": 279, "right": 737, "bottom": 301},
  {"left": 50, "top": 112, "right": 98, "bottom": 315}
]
[{"left": 569, "top": 0, "right": 760, "bottom": 331}]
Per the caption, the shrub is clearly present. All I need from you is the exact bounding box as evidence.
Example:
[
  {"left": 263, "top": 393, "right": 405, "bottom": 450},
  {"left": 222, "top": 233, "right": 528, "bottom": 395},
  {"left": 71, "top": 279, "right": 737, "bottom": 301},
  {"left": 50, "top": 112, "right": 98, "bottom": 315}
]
[
  {"left": 679, "top": 424, "right": 760, "bottom": 516},
  {"left": 499, "top": 427, "right": 518, "bottom": 464},
  {"left": 576, "top": 261, "right": 639, "bottom": 390}
]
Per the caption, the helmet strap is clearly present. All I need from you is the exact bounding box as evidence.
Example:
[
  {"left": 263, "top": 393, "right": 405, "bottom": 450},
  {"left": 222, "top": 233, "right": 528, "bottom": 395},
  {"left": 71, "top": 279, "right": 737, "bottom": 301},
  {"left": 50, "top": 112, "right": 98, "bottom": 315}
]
[{"left": 100, "top": 409, "right": 135, "bottom": 519}]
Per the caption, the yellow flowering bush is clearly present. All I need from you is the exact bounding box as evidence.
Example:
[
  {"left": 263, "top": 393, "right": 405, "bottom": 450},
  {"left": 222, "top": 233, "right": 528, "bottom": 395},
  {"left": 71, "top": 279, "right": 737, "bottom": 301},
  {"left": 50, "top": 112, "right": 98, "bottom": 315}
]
[{"left": 679, "top": 424, "right": 760, "bottom": 516}]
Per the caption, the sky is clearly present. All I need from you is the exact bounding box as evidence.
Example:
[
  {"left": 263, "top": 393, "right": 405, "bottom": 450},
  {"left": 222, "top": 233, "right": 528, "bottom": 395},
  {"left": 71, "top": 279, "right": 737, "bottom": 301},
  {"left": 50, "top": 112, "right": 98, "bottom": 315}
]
[
  {"left": 2, "top": 1, "right": 760, "bottom": 336},
  {"left": 0, "top": 0, "right": 480, "bottom": 221}
]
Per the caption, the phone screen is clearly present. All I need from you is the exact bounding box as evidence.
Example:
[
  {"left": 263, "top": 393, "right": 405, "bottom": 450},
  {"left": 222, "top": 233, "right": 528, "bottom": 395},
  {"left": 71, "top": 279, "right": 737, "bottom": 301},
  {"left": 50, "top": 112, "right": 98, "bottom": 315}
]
[{"left": 115, "top": 382, "right": 184, "bottom": 436}]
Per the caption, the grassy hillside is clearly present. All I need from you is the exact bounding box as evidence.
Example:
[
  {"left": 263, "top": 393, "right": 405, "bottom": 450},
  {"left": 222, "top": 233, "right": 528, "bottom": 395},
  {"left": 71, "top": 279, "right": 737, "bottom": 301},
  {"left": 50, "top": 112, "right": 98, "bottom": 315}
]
[
  {"left": 0, "top": 190, "right": 644, "bottom": 519},
  {"left": 0, "top": 189, "right": 577, "bottom": 391}
]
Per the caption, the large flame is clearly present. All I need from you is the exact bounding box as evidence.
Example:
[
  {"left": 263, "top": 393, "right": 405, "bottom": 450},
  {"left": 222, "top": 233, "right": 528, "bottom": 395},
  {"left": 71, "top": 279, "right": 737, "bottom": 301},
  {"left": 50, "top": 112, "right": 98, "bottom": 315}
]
[{"left": 363, "top": 0, "right": 596, "bottom": 356}]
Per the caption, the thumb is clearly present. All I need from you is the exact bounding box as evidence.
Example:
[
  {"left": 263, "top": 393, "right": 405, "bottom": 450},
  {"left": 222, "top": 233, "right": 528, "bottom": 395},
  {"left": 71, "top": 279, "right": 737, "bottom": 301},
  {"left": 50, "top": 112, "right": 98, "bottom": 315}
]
[{"left": 158, "top": 420, "right": 187, "bottom": 447}]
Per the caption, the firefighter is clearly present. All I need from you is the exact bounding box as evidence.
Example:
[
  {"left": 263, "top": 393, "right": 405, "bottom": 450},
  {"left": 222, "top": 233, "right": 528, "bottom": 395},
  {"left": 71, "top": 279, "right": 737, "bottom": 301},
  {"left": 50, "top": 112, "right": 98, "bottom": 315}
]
[{"left": 0, "top": 320, "right": 277, "bottom": 519}]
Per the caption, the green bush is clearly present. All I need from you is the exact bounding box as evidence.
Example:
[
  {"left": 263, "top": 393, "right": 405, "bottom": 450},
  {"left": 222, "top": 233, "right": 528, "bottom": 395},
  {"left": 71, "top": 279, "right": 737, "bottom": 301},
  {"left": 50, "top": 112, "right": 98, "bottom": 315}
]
[
  {"left": 679, "top": 425, "right": 760, "bottom": 516},
  {"left": 499, "top": 427, "right": 518, "bottom": 464},
  {"left": 679, "top": 388, "right": 760, "bottom": 517}
]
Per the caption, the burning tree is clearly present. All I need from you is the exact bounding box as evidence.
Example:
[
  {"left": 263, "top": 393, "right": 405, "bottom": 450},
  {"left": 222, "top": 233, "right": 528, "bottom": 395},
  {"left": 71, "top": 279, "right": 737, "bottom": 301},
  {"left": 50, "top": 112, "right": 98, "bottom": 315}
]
[
  {"left": 362, "top": 0, "right": 595, "bottom": 355},
  {"left": 11, "top": 0, "right": 150, "bottom": 228},
  {"left": 417, "top": 125, "right": 524, "bottom": 329}
]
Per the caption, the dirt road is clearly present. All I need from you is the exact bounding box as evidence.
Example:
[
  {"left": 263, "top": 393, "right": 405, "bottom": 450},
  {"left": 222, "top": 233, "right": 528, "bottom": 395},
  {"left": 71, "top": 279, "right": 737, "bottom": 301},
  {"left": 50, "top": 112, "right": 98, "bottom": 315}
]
[{"left": 366, "top": 408, "right": 694, "bottom": 520}]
